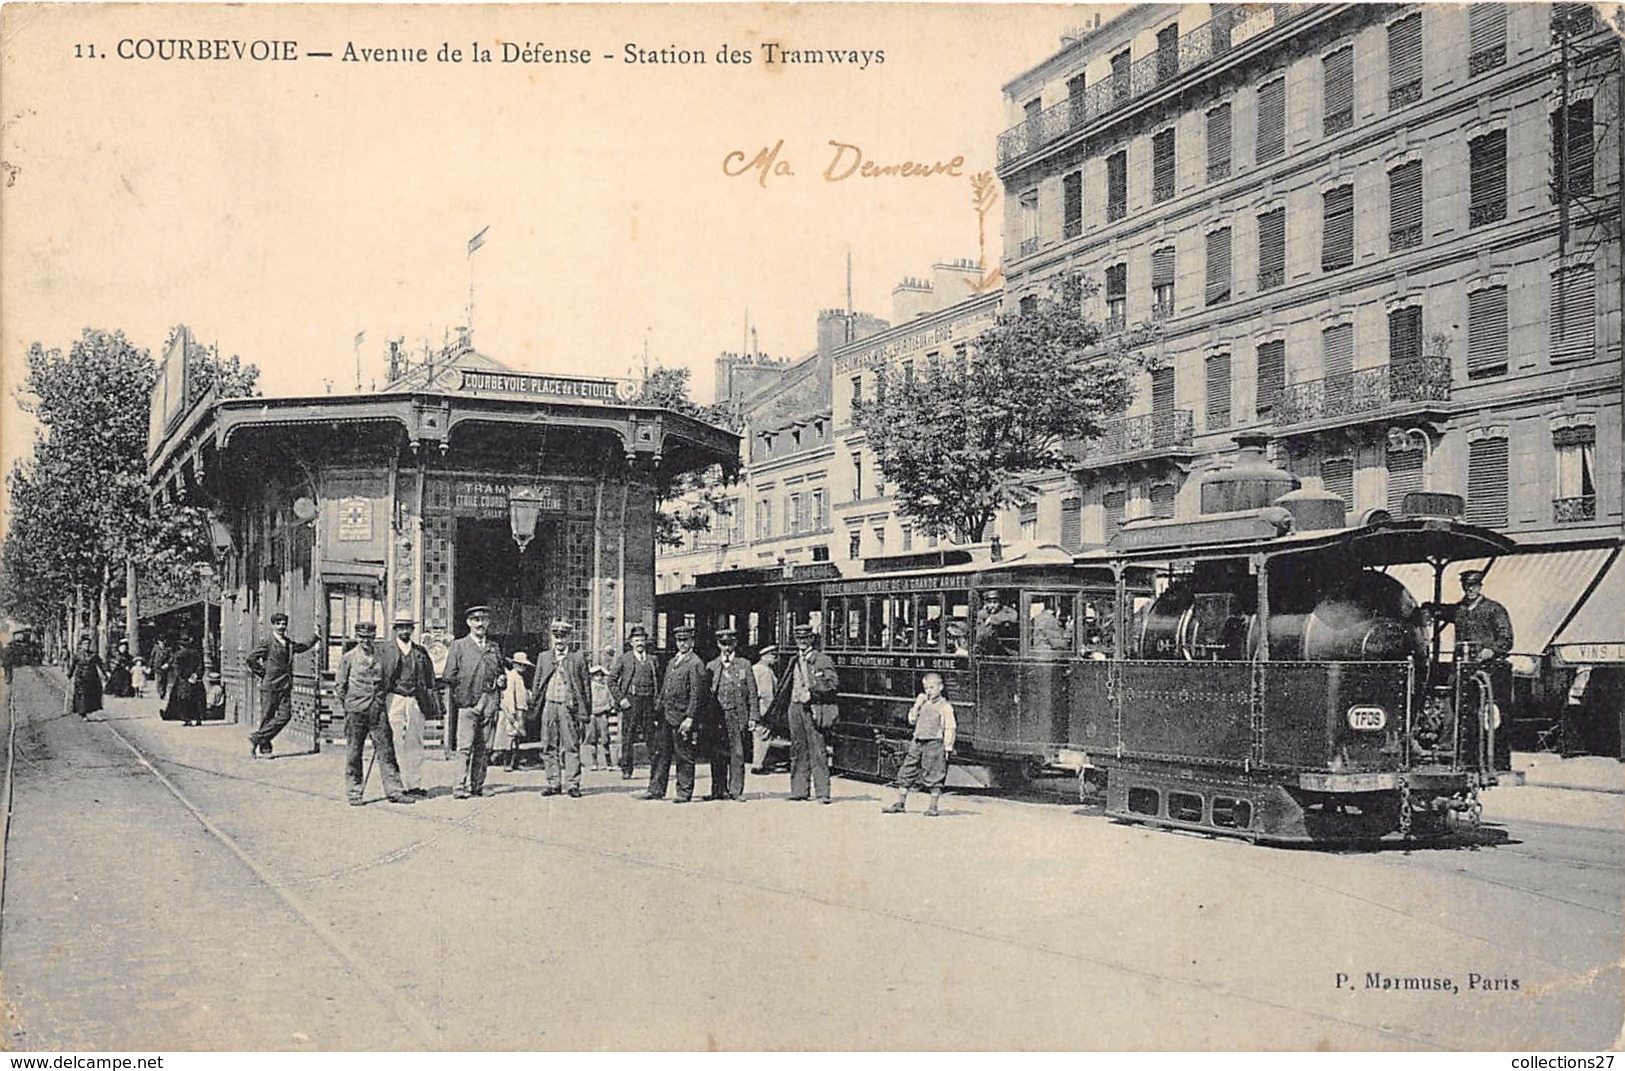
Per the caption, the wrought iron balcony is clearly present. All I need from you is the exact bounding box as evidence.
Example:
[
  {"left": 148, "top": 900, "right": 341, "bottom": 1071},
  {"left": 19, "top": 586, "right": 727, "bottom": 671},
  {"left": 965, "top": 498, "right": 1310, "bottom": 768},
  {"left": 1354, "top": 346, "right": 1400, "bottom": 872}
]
[
  {"left": 1554, "top": 496, "right": 1596, "bottom": 524},
  {"left": 1070, "top": 409, "right": 1195, "bottom": 467},
  {"left": 1019, "top": 236, "right": 1043, "bottom": 257},
  {"left": 998, "top": 4, "right": 1313, "bottom": 166},
  {"left": 1273, "top": 356, "right": 1452, "bottom": 429}
]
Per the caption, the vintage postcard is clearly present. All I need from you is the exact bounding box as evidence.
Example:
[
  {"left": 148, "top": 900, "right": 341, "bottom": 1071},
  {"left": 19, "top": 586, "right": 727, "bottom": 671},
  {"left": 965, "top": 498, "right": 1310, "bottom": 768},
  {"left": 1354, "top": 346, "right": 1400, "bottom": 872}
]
[{"left": 2, "top": 0, "right": 1623, "bottom": 1054}]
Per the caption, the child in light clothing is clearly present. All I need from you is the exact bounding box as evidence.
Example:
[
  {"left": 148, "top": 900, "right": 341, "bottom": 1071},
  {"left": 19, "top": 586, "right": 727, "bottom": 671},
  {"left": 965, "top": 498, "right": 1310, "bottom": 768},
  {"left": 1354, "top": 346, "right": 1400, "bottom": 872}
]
[
  {"left": 130, "top": 658, "right": 148, "bottom": 697},
  {"left": 883, "top": 671, "right": 956, "bottom": 816},
  {"left": 585, "top": 664, "right": 615, "bottom": 770}
]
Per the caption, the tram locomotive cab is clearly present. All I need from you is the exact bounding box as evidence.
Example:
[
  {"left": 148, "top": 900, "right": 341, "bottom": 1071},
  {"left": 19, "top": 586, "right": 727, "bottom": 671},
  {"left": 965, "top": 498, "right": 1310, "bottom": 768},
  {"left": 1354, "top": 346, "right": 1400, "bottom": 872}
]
[{"left": 1086, "top": 434, "right": 1516, "bottom": 844}]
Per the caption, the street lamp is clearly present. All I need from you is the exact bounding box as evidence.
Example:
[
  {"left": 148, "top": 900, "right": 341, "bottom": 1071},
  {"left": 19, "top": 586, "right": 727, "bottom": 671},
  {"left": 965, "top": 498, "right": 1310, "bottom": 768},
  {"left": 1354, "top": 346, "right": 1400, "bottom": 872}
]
[{"left": 508, "top": 487, "right": 542, "bottom": 552}]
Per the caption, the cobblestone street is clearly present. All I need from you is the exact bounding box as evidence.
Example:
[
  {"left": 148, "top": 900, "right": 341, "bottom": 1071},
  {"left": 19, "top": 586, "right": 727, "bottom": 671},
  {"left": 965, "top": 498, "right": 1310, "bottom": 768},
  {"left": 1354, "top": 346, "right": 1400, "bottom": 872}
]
[{"left": 2, "top": 666, "right": 1621, "bottom": 1051}]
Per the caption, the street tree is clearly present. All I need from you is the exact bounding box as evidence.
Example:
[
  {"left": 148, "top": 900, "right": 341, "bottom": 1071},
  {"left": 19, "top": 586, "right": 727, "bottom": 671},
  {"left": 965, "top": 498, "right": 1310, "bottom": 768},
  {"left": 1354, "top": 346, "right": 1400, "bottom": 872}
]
[
  {"left": 635, "top": 365, "right": 742, "bottom": 548},
  {"left": 1, "top": 326, "right": 260, "bottom": 652},
  {"left": 853, "top": 273, "right": 1157, "bottom": 543}
]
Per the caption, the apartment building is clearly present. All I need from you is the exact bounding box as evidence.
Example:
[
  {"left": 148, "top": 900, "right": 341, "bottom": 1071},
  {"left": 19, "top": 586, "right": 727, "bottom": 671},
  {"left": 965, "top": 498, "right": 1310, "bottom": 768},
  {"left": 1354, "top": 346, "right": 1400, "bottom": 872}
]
[{"left": 996, "top": 2, "right": 1620, "bottom": 554}]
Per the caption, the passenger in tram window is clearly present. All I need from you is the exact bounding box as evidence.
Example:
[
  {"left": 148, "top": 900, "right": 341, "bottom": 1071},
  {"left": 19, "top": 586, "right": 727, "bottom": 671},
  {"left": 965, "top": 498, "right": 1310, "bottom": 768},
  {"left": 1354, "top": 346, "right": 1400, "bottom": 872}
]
[
  {"left": 1029, "top": 599, "right": 1070, "bottom": 656},
  {"left": 974, "top": 590, "right": 1019, "bottom": 655},
  {"left": 946, "top": 620, "right": 970, "bottom": 657}
]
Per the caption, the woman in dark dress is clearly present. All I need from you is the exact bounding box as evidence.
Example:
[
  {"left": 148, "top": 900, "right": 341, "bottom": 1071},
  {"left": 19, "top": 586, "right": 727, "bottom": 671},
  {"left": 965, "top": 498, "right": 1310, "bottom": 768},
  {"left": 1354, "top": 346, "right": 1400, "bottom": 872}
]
[
  {"left": 164, "top": 638, "right": 206, "bottom": 726},
  {"left": 68, "top": 637, "right": 104, "bottom": 717},
  {"left": 104, "top": 639, "right": 135, "bottom": 697}
]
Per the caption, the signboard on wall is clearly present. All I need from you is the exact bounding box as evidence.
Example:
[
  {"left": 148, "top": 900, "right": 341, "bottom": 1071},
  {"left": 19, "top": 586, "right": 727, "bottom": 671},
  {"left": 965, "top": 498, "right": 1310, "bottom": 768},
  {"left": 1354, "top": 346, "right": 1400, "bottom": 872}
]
[
  {"left": 337, "top": 497, "right": 373, "bottom": 541},
  {"left": 451, "top": 479, "right": 566, "bottom": 520},
  {"left": 147, "top": 327, "right": 191, "bottom": 457},
  {"left": 457, "top": 369, "right": 638, "bottom": 404}
]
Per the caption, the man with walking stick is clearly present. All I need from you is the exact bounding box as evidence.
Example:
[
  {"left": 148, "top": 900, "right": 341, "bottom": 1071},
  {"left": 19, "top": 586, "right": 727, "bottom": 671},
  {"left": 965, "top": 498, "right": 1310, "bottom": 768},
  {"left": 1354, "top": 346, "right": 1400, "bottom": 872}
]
[{"left": 336, "top": 620, "right": 412, "bottom": 806}]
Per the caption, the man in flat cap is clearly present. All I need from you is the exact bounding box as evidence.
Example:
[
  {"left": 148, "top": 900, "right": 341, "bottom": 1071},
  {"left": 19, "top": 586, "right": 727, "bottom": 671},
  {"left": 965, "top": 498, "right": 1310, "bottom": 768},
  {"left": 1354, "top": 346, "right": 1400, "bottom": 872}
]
[
  {"left": 609, "top": 624, "right": 660, "bottom": 780},
  {"left": 246, "top": 611, "right": 320, "bottom": 758},
  {"left": 646, "top": 624, "right": 709, "bottom": 803},
  {"left": 786, "top": 623, "right": 840, "bottom": 804},
  {"left": 335, "top": 620, "right": 411, "bottom": 806},
  {"left": 443, "top": 605, "right": 507, "bottom": 799},
  {"left": 530, "top": 619, "right": 592, "bottom": 797},
  {"left": 751, "top": 644, "right": 780, "bottom": 774},
  {"left": 707, "top": 628, "right": 759, "bottom": 800},
  {"left": 1432, "top": 569, "right": 1515, "bottom": 767},
  {"left": 377, "top": 613, "right": 440, "bottom": 795}
]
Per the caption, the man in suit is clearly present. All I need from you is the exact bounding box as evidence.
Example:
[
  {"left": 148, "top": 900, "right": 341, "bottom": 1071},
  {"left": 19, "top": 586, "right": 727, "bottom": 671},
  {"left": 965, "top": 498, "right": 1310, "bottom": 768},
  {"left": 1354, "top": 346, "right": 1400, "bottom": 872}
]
[
  {"left": 707, "top": 628, "right": 759, "bottom": 801},
  {"left": 442, "top": 605, "right": 506, "bottom": 799},
  {"left": 786, "top": 623, "right": 840, "bottom": 804},
  {"left": 645, "top": 624, "right": 709, "bottom": 804},
  {"left": 750, "top": 644, "right": 780, "bottom": 773},
  {"left": 335, "top": 621, "right": 411, "bottom": 806},
  {"left": 246, "top": 612, "right": 319, "bottom": 758},
  {"left": 608, "top": 624, "right": 660, "bottom": 780},
  {"left": 377, "top": 613, "right": 440, "bottom": 796},
  {"left": 530, "top": 619, "right": 592, "bottom": 798}
]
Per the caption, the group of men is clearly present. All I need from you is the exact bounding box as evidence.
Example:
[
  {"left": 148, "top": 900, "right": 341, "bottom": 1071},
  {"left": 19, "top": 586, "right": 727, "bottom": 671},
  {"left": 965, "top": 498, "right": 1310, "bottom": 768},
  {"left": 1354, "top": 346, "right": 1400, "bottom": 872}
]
[{"left": 244, "top": 600, "right": 844, "bottom": 808}]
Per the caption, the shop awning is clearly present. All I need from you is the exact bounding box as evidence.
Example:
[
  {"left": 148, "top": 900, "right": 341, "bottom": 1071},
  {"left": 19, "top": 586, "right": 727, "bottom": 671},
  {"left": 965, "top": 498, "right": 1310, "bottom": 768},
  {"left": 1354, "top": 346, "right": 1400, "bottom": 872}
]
[
  {"left": 1479, "top": 546, "right": 1615, "bottom": 663},
  {"left": 1551, "top": 548, "right": 1625, "bottom": 664}
]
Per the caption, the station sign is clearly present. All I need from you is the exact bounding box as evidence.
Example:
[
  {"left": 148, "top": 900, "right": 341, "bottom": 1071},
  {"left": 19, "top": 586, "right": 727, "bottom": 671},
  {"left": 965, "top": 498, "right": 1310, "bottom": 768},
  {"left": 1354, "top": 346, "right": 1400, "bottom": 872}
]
[
  {"left": 456, "top": 369, "right": 639, "bottom": 404},
  {"left": 451, "top": 479, "right": 567, "bottom": 519}
]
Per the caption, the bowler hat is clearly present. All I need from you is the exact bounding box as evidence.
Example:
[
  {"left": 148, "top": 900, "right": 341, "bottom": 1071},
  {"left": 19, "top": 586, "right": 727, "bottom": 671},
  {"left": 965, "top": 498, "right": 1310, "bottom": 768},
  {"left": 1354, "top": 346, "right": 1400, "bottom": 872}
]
[{"left": 627, "top": 624, "right": 649, "bottom": 640}]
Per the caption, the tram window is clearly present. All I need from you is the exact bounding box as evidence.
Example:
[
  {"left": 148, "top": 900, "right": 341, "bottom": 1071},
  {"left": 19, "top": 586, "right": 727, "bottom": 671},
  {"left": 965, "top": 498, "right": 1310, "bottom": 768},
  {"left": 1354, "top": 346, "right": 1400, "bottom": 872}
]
[
  {"left": 1026, "top": 592, "right": 1074, "bottom": 656},
  {"left": 887, "top": 595, "right": 915, "bottom": 649},
  {"left": 975, "top": 589, "right": 1020, "bottom": 656},
  {"left": 1079, "top": 597, "right": 1114, "bottom": 658},
  {"left": 868, "top": 596, "right": 889, "bottom": 648},
  {"left": 656, "top": 612, "right": 668, "bottom": 649},
  {"left": 807, "top": 609, "right": 822, "bottom": 639},
  {"left": 824, "top": 598, "right": 844, "bottom": 648},
  {"left": 945, "top": 590, "right": 971, "bottom": 656},
  {"left": 748, "top": 611, "right": 760, "bottom": 647},
  {"left": 920, "top": 594, "right": 946, "bottom": 652},
  {"left": 846, "top": 601, "right": 864, "bottom": 648}
]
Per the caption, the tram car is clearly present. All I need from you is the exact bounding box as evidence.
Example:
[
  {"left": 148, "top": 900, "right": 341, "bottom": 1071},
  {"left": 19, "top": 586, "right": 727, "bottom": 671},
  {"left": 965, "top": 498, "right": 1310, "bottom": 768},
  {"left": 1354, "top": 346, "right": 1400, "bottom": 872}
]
[{"left": 1078, "top": 434, "right": 1516, "bottom": 843}]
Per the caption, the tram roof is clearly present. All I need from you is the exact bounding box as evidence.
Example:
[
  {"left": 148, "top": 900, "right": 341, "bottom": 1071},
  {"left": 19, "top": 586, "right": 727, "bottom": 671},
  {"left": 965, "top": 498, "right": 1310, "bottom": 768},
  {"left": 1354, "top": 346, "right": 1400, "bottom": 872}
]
[{"left": 1075, "top": 516, "right": 1517, "bottom": 570}]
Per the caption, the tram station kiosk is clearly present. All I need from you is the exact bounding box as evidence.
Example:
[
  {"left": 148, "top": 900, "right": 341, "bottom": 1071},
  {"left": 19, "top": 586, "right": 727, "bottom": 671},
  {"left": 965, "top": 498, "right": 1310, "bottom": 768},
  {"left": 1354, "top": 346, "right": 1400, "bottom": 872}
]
[{"left": 146, "top": 332, "right": 737, "bottom": 752}]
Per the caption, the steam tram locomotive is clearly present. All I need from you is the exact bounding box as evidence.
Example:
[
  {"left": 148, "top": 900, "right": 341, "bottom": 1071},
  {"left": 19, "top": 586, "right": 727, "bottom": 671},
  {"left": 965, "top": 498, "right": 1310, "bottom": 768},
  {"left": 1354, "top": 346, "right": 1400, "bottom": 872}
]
[{"left": 657, "top": 437, "right": 1515, "bottom": 843}]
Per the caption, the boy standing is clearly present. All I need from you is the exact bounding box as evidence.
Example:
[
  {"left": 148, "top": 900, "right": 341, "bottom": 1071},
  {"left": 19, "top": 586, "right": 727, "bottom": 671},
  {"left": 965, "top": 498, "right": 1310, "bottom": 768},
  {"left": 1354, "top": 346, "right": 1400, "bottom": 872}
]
[{"left": 883, "top": 671, "right": 956, "bottom": 817}]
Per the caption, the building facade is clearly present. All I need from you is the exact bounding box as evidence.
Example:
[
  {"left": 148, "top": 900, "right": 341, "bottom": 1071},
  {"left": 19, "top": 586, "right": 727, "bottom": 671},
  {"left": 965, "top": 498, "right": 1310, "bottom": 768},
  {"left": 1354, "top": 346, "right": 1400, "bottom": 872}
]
[{"left": 996, "top": 2, "right": 1621, "bottom": 552}]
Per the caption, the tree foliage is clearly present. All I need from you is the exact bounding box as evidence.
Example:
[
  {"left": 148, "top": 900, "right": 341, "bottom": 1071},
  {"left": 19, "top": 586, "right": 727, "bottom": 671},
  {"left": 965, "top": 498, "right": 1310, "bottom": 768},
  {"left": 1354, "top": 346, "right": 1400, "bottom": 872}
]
[
  {"left": 635, "top": 365, "right": 741, "bottom": 548},
  {"left": 853, "top": 274, "right": 1157, "bottom": 543},
  {"left": 1, "top": 325, "right": 261, "bottom": 630}
]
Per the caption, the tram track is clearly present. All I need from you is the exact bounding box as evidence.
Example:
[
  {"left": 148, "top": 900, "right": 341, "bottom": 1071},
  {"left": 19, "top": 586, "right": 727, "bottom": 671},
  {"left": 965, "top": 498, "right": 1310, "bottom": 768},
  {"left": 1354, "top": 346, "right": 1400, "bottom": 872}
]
[{"left": 12, "top": 665, "right": 1616, "bottom": 1049}]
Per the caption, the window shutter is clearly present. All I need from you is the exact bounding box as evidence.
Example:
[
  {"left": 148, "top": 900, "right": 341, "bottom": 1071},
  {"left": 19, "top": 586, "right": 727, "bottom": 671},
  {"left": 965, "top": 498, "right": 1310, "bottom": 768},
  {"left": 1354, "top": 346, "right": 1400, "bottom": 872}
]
[
  {"left": 1205, "top": 227, "right": 1232, "bottom": 306},
  {"left": 1320, "top": 457, "right": 1354, "bottom": 511},
  {"left": 1063, "top": 170, "right": 1083, "bottom": 238},
  {"left": 1552, "top": 100, "right": 1595, "bottom": 198},
  {"left": 1387, "top": 13, "right": 1422, "bottom": 108},
  {"left": 1152, "top": 246, "right": 1176, "bottom": 287},
  {"left": 1323, "top": 47, "right": 1354, "bottom": 135},
  {"left": 1388, "top": 305, "right": 1422, "bottom": 367},
  {"left": 1323, "top": 323, "right": 1354, "bottom": 378},
  {"left": 1067, "top": 72, "right": 1087, "bottom": 128},
  {"left": 1152, "top": 129, "right": 1176, "bottom": 202},
  {"left": 1207, "top": 104, "right": 1232, "bottom": 181},
  {"left": 1469, "top": 130, "right": 1507, "bottom": 226},
  {"left": 1102, "top": 490, "right": 1128, "bottom": 541},
  {"left": 1551, "top": 266, "right": 1596, "bottom": 363},
  {"left": 1466, "top": 438, "right": 1510, "bottom": 528},
  {"left": 1469, "top": 6, "right": 1507, "bottom": 75},
  {"left": 1150, "top": 484, "right": 1177, "bottom": 520},
  {"left": 1322, "top": 185, "right": 1354, "bottom": 271},
  {"left": 1256, "top": 339, "right": 1285, "bottom": 417},
  {"left": 1467, "top": 286, "right": 1509, "bottom": 380},
  {"left": 1387, "top": 446, "right": 1424, "bottom": 513},
  {"left": 1111, "top": 49, "right": 1132, "bottom": 103},
  {"left": 1256, "top": 79, "right": 1286, "bottom": 162},
  {"left": 1257, "top": 208, "right": 1286, "bottom": 289},
  {"left": 1060, "top": 498, "right": 1082, "bottom": 549},
  {"left": 1151, "top": 366, "right": 1175, "bottom": 414},
  {"left": 1107, "top": 151, "right": 1128, "bottom": 221},
  {"left": 1157, "top": 23, "right": 1180, "bottom": 83},
  {"left": 1106, "top": 262, "right": 1127, "bottom": 301},
  {"left": 1388, "top": 161, "right": 1423, "bottom": 250},
  {"left": 1205, "top": 353, "right": 1232, "bottom": 430}
]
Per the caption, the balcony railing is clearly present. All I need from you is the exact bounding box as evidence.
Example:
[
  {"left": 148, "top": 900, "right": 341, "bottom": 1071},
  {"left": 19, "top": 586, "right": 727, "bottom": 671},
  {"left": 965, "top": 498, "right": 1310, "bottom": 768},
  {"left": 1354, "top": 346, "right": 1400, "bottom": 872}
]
[
  {"left": 997, "top": 4, "right": 1314, "bottom": 166},
  {"left": 1554, "top": 496, "right": 1596, "bottom": 524},
  {"left": 1273, "top": 356, "right": 1452, "bottom": 427},
  {"left": 1073, "top": 409, "right": 1195, "bottom": 464},
  {"left": 1019, "top": 235, "right": 1042, "bottom": 257}
]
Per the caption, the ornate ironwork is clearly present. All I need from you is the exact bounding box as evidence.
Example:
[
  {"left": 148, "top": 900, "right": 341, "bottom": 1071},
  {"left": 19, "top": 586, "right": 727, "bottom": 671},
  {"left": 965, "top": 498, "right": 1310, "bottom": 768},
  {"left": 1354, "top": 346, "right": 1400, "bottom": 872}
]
[
  {"left": 996, "top": 4, "right": 1314, "bottom": 165},
  {"left": 1554, "top": 495, "right": 1596, "bottom": 523},
  {"left": 1019, "top": 236, "right": 1042, "bottom": 257},
  {"left": 1074, "top": 409, "right": 1194, "bottom": 464},
  {"left": 1273, "top": 355, "right": 1451, "bottom": 427},
  {"left": 1469, "top": 199, "right": 1506, "bottom": 228}
]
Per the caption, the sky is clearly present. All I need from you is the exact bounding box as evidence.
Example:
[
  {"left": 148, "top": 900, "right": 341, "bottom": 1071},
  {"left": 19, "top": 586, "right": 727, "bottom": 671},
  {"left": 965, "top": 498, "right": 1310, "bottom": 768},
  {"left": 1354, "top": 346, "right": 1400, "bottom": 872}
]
[{"left": 2, "top": 3, "right": 1117, "bottom": 523}]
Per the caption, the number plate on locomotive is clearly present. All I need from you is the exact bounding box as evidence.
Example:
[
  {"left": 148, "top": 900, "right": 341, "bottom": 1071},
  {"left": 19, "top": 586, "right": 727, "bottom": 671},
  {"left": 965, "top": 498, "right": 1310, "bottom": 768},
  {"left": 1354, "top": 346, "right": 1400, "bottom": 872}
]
[{"left": 1346, "top": 706, "right": 1387, "bottom": 731}]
